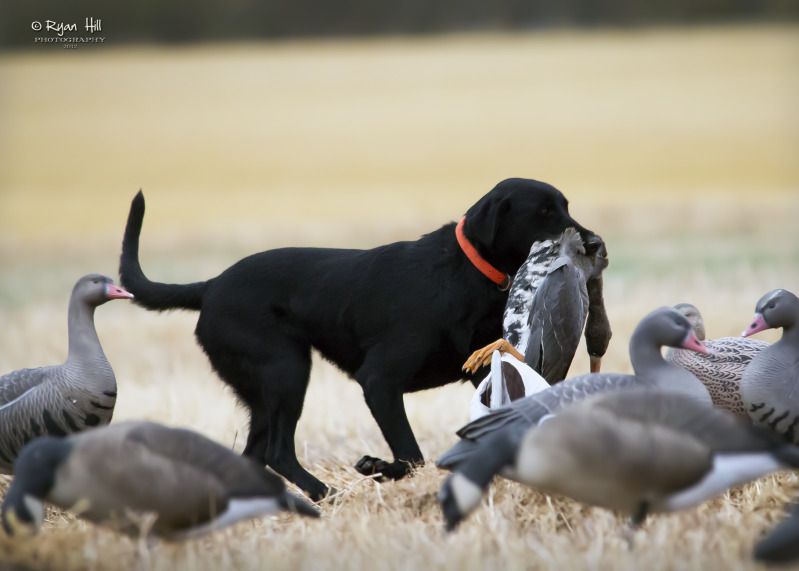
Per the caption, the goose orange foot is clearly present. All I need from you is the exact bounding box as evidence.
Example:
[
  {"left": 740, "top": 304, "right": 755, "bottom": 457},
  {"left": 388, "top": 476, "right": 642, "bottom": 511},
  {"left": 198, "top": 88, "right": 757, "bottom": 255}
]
[{"left": 462, "top": 339, "right": 525, "bottom": 374}]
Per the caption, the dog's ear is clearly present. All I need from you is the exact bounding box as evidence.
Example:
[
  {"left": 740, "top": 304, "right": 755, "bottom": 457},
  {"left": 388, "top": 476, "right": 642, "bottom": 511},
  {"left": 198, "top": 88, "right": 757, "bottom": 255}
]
[{"left": 468, "top": 196, "right": 511, "bottom": 250}]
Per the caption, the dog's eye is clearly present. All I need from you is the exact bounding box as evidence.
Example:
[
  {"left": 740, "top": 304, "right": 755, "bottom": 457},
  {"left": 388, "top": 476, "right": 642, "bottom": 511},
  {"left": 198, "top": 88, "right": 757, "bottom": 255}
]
[{"left": 541, "top": 207, "right": 551, "bottom": 216}]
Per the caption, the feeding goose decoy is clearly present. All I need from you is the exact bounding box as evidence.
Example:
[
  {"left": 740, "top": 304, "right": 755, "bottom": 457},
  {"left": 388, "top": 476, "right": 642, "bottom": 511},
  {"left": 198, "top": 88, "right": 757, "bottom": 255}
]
[
  {"left": 439, "top": 388, "right": 799, "bottom": 531},
  {"left": 465, "top": 228, "right": 611, "bottom": 420},
  {"left": 754, "top": 500, "right": 799, "bottom": 564},
  {"left": 0, "top": 274, "right": 133, "bottom": 471},
  {"left": 1, "top": 421, "right": 319, "bottom": 539},
  {"left": 665, "top": 303, "right": 768, "bottom": 418},
  {"left": 741, "top": 289, "right": 799, "bottom": 442},
  {"left": 439, "top": 307, "right": 712, "bottom": 471}
]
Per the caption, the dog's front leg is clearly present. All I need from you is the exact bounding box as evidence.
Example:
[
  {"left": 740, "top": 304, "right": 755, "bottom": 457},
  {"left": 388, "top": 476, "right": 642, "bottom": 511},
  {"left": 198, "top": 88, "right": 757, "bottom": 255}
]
[{"left": 355, "top": 380, "right": 424, "bottom": 481}]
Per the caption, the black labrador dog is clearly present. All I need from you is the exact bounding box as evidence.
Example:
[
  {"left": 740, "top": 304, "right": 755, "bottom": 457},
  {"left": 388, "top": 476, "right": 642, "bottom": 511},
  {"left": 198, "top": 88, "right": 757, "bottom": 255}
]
[{"left": 119, "top": 178, "right": 596, "bottom": 500}]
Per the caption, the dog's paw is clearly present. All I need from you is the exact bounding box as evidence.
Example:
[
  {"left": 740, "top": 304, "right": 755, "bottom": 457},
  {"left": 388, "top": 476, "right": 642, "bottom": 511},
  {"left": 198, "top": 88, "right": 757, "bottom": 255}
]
[{"left": 355, "top": 455, "right": 391, "bottom": 479}]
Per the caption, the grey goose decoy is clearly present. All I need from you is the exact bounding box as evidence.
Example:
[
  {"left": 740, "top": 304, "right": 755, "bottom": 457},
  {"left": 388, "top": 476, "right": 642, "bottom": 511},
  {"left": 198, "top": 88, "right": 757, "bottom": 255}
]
[
  {"left": 741, "top": 289, "right": 799, "bottom": 441},
  {"left": 439, "top": 388, "right": 799, "bottom": 530},
  {"left": 466, "top": 228, "right": 611, "bottom": 419},
  {"left": 754, "top": 501, "right": 799, "bottom": 564},
  {"left": 1, "top": 421, "right": 319, "bottom": 538},
  {"left": 0, "top": 274, "right": 132, "bottom": 471},
  {"left": 665, "top": 303, "right": 768, "bottom": 418},
  {"left": 439, "top": 307, "right": 712, "bottom": 472}
]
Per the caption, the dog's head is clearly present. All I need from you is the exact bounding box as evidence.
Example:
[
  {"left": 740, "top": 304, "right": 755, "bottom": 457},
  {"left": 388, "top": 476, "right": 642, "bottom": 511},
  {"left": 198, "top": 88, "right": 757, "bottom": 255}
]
[{"left": 464, "top": 178, "right": 595, "bottom": 275}]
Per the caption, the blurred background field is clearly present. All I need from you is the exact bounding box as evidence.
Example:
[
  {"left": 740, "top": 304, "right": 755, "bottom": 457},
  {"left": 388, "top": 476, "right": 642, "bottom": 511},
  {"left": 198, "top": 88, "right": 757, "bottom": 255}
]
[{"left": 0, "top": 21, "right": 798, "bottom": 571}]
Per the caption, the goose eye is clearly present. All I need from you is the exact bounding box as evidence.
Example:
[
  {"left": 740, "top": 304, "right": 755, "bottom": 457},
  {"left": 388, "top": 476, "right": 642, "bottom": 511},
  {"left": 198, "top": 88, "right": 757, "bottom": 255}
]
[{"left": 767, "top": 301, "right": 776, "bottom": 310}]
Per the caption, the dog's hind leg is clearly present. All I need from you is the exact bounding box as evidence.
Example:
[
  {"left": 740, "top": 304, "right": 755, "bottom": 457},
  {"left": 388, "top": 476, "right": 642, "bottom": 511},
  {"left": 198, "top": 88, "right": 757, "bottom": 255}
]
[
  {"left": 254, "top": 348, "right": 330, "bottom": 501},
  {"left": 206, "top": 342, "right": 328, "bottom": 501}
]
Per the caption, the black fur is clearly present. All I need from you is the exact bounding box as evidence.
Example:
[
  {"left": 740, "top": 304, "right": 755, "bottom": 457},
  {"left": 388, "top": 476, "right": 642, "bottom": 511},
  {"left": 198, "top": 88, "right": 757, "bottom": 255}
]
[{"left": 119, "top": 178, "right": 593, "bottom": 500}]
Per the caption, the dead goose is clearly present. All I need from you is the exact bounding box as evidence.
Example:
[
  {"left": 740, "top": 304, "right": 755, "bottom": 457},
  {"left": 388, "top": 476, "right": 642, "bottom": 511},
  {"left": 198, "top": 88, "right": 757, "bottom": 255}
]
[
  {"left": 0, "top": 274, "right": 132, "bottom": 471},
  {"left": 665, "top": 303, "right": 768, "bottom": 418},
  {"left": 1, "top": 421, "right": 319, "bottom": 538},
  {"left": 438, "top": 307, "right": 712, "bottom": 471},
  {"left": 465, "top": 228, "right": 611, "bottom": 419},
  {"left": 741, "top": 289, "right": 799, "bottom": 442},
  {"left": 439, "top": 388, "right": 799, "bottom": 531}
]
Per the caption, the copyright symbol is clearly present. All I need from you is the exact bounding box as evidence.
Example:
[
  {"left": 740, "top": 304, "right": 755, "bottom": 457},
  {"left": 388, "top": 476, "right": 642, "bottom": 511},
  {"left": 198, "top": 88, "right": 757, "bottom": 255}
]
[{"left": 31, "top": 21, "right": 42, "bottom": 31}]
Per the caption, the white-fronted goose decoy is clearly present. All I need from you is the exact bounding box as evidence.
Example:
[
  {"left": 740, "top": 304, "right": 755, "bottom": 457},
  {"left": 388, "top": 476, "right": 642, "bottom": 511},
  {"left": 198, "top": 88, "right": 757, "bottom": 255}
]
[
  {"left": 1, "top": 421, "right": 319, "bottom": 538},
  {"left": 754, "top": 501, "right": 799, "bottom": 564},
  {"left": 0, "top": 274, "right": 132, "bottom": 472},
  {"left": 438, "top": 307, "right": 712, "bottom": 471},
  {"left": 741, "top": 289, "right": 799, "bottom": 441},
  {"left": 665, "top": 303, "right": 768, "bottom": 418},
  {"left": 465, "top": 228, "right": 611, "bottom": 419},
  {"left": 439, "top": 388, "right": 799, "bottom": 531}
]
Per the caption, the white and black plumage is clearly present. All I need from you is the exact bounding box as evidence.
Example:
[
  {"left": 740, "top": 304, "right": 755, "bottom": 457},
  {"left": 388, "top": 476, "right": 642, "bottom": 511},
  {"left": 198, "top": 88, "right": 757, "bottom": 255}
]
[
  {"left": 0, "top": 274, "right": 133, "bottom": 472},
  {"left": 1, "top": 421, "right": 319, "bottom": 539},
  {"left": 442, "top": 307, "right": 712, "bottom": 471},
  {"left": 502, "top": 236, "right": 562, "bottom": 353},
  {"left": 665, "top": 303, "right": 768, "bottom": 418},
  {"left": 741, "top": 289, "right": 799, "bottom": 442},
  {"left": 465, "top": 229, "right": 611, "bottom": 419},
  {"left": 439, "top": 388, "right": 799, "bottom": 531}
]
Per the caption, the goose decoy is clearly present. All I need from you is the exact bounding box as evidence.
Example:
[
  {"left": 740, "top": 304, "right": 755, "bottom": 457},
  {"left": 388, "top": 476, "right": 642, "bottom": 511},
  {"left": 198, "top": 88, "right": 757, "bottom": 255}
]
[
  {"left": 741, "top": 289, "right": 799, "bottom": 441},
  {"left": 439, "top": 388, "right": 799, "bottom": 531},
  {"left": 754, "top": 501, "right": 799, "bottom": 564},
  {"left": 665, "top": 303, "right": 768, "bottom": 418},
  {"left": 1, "top": 421, "right": 319, "bottom": 539},
  {"left": 465, "top": 228, "right": 611, "bottom": 419},
  {"left": 0, "top": 274, "right": 132, "bottom": 471},
  {"left": 438, "top": 307, "right": 712, "bottom": 471}
]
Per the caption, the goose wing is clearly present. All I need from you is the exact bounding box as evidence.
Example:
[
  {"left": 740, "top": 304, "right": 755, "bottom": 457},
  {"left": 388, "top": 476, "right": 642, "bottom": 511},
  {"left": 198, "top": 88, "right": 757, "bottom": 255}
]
[
  {"left": 0, "top": 367, "right": 51, "bottom": 407},
  {"left": 524, "top": 258, "right": 589, "bottom": 383},
  {"left": 124, "top": 422, "right": 285, "bottom": 497},
  {"left": 455, "top": 372, "right": 636, "bottom": 442},
  {"left": 585, "top": 389, "right": 783, "bottom": 452}
]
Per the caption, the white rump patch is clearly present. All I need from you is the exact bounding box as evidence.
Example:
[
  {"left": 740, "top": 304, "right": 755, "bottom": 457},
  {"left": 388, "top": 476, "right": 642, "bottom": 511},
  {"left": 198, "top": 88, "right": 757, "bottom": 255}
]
[
  {"left": 448, "top": 473, "right": 483, "bottom": 515},
  {"left": 175, "top": 498, "right": 281, "bottom": 539},
  {"left": 663, "top": 453, "right": 782, "bottom": 512}
]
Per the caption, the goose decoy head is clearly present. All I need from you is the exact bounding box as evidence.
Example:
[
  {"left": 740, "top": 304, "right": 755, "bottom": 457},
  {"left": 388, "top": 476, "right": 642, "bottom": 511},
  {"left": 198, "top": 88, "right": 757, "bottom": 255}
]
[
  {"left": 75, "top": 274, "right": 134, "bottom": 307},
  {"left": 2, "top": 437, "right": 72, "bottom": 535},
  {"left": 637, "top": 307, "right": 710, "bottom": 354},
  {"left": 673, "top": 303, "right": 706, "bottom": 341},
  {"left": 743, "top": 289, "right": 799, "bottom": 336}
]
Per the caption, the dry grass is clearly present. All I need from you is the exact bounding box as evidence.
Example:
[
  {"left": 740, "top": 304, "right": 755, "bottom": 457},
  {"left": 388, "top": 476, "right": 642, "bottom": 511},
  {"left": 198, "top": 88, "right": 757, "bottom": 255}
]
[{"left": 0, "top": 23, "right": 798, "bottom": 570}]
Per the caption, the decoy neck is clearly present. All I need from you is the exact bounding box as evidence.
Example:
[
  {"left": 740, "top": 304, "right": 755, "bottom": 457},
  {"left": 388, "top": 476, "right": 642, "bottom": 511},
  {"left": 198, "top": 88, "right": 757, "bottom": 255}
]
[
  {"left": 629, "top": 308, "right": 709, "bottom": 388},
  {"left": 65, "top": 274, "right": 132, "bottom": 373},
  {"left": 2, "top": 437, "right": 72, "bottom": 535}
]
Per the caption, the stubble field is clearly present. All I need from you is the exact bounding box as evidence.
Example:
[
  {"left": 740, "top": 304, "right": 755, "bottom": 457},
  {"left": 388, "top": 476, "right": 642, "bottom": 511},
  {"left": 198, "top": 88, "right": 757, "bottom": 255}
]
[{"left": 0, "top": 24, "right": 797, "bottom": 570}]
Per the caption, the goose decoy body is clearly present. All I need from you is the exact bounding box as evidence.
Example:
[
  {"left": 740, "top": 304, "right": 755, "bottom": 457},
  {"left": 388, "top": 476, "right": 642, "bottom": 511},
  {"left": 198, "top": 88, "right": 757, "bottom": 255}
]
[
  {"left": 665, "top": 303, "right": 768, "bottom": 418},
  {"left": 754, "top": 501, "right": 799, "bottom": 564},
  {"left": 1, "top": 421, "right": 319, "bottom": 538},
  {"left": 741, "top": 289, "right": 799, "bottom": 442},
  {"left": 0, "top": 274, "right": 132, "bottom": 472},
  {"left": 439, "top": 388, "right": 799, "bottom": 531},
  {"left": 466, "top": 228, "right": 611, "bottom": 419},
  {"left": 439, "top": 307, "right": 712, "bottom": 471}
]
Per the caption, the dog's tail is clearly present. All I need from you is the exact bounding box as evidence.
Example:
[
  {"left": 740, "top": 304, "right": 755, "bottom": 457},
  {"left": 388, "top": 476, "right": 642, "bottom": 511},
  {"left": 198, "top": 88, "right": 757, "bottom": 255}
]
[{"left": 119, "top": 191, "right": 209, "bottom": 312}]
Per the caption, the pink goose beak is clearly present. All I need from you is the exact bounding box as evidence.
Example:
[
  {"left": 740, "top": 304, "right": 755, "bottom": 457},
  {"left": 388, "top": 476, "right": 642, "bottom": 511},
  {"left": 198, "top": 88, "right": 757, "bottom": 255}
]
[
  {"left": 681, "top": 330, "right": 711, "bottom": 355},
  {"left": 742, "top": 312, "right": 769, "bottom": 337},
  {"left": 105, "top": 283, "right": 134, "bottom": 300}
]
